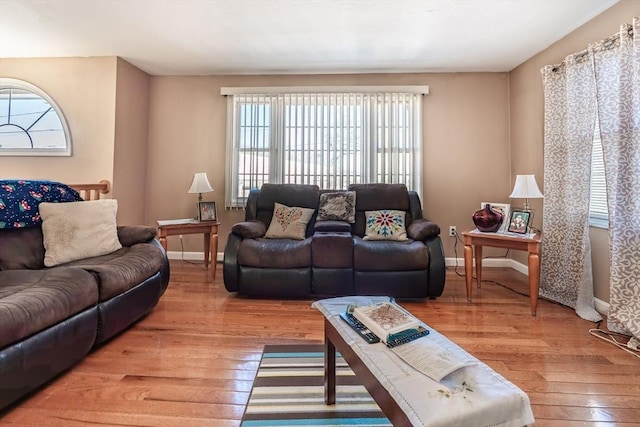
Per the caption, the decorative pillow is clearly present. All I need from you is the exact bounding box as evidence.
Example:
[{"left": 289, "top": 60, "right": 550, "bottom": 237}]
[
  {"left": 39, "top": 199, "right": 122, "bottom": 267},
  {"left": 317, "top": 191, "right": 356, "bottom": 223},
  {"left": 363, "top": 210, "right": 408, "bottom": 241},
  {"left": 265, "top": 202, "right": 315, "bottom": 240}
]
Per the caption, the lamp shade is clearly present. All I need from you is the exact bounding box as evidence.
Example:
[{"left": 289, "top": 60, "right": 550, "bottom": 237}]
[
  {"left": 188, "top": 172, "right": 214, "bottom": 194},
  {"left": 509, "top": 174, "right": 543, "bottom": 199}
]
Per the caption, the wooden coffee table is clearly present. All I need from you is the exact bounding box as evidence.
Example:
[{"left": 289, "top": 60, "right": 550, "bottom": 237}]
[{"left": 314, "top": 296, "right": 535, "bottom": 427}]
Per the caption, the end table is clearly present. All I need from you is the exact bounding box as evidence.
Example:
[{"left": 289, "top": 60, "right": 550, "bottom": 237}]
[
  {"left": 157, "top": 219, "right": 220, "bottom": 279},
  {"left": 462, "top": 230, "right": 543, "bottom": 316}
]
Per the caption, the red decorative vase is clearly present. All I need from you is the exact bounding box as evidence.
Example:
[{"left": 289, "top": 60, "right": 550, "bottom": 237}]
[{"left": 473, "top": 204, "right": 504, "bottom": 232}]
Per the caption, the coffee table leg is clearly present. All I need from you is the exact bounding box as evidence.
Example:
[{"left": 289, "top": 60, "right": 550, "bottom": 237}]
[{"left": 324, "top": 321, "right": 336, "bottom": 405}]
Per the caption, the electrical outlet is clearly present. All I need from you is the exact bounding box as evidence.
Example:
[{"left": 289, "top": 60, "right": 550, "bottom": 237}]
[{"left": 449, "top": 226, "right": 457, "bottom": 237}]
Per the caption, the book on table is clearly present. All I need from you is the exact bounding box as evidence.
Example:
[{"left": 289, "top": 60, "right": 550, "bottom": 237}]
[{"left": 351, "top": 301, "right": 472, "bottom": 382}]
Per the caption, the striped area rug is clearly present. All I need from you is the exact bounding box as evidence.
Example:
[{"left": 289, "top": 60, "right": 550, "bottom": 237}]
[{"left": 241, "top": 344, "right": 392, "bottom": 427}]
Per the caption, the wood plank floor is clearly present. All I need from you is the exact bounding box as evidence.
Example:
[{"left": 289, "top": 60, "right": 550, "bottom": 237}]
[{"left": 1, "top": 261, "right": 639, "bottom": 426}]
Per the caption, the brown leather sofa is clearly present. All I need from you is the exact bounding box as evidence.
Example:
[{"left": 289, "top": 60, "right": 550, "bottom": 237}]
[
  {"left": 223, "top": 183, "right": 445, "bottom": 298},
  {"left": 0, "top": 180, "right": 170, "bottom": 410}
]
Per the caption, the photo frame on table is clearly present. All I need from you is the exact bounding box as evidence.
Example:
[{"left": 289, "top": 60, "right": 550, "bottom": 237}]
[
  {"left": 507, "top": 209, "right": 531, "bottom": 234},
  {"left": 198, "top": 201, "right": 217, "bottom": 222},
  {"left": 480, "top": 202, "right": 510, "bottom": 231}
]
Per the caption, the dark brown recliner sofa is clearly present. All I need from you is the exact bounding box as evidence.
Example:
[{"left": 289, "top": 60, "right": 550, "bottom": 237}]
[
  {"left": 223, "top": 183, "right": 445, "bottom": 299},
  {"left": 0, "top": 183, "right": 170, "bottom": 411}
]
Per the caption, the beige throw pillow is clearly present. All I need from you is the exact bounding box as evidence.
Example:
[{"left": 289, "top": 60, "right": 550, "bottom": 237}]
[
  {"left": 363, "top": 209, "right": 408, "bottom": 241},
  {"left": 39, "top": 199, "right": 122, "bottom": 267},
  {"left": 264, "top": 202, "right": 315, "bottom": 240}
]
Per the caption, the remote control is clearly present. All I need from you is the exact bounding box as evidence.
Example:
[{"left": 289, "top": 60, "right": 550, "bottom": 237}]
[{"left": 339, "top": 312, "right": 380, "bottom": 344}]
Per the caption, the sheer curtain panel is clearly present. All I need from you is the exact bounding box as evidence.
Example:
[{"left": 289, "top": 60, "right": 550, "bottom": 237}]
[{"left": 540, "top": 51, "right": 602, "bottom": 322}]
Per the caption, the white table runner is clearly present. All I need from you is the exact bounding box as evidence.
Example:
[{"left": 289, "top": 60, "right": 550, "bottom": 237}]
[{"left": 313, "top": 296, "right": 535, "bottom": 427}]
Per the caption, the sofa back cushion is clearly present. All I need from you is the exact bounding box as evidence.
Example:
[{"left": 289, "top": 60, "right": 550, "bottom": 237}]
[
  {"left": 255, "top": 184, "right": 320, "bottom": 238},
  {"left": 348, "top": 183, "right": 412, "bottom": 237},
  {"left": 0, "top": 227, "right": 46, "bottom": 270}
]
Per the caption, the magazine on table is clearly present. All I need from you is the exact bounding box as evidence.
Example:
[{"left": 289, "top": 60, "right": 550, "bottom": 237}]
[{"left": 350, "top": 301, "right": 472, "bottom": 382}]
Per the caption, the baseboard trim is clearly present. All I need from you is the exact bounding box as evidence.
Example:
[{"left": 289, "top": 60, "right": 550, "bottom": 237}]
[
  {"left": 446, "top": 257, "right": 610, "bottom": 316},
  {"left": 445, "top": 257, "right": 528, "bottom": 275},
  {"left": 167, "top": 251, "right": 223, "bottom": 262}
]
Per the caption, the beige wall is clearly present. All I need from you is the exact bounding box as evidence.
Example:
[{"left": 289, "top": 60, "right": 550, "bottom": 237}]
[
  {"left": 0, "top": 57, "right": 117, "bottom": 185},
  {"left": 508, "top": 1, "right": 639, "bottom": 301},
  {"left": 113, "top": 58, "right": 151, "bottom": 225},
  {"left": 0, "top": 56, "right": 150, "bottom": 224},
  {"left": 146, "top": 73, "right": 511, "bottom": 254}
]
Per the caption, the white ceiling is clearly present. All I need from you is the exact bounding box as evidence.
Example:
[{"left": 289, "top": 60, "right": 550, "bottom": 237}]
[{"left": 0, "top": 0, "right": 619, "bottom": 76}]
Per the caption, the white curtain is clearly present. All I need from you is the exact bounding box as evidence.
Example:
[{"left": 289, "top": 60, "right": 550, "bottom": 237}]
[
  {"left": 593, "top": 17, "right": 640, "bottom": 341},
  {"left": 540, "top": 50, "right": 602, "bottom": 322}
]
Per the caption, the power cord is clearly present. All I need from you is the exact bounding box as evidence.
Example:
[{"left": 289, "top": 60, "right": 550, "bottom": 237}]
[
  {"left": 448, "top": 230, "right": 575, "bottom": 307},
  {"left": 179, "top": 235, "right": 203, "bottom": 266},
  {"left": 588, "top": 329, "right": 640, "bottom": 359}
]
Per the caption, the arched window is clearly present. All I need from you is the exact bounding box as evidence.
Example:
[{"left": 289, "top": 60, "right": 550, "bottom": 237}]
[{"left": 0, "top": 78, "right": 72, "bottom": 156}]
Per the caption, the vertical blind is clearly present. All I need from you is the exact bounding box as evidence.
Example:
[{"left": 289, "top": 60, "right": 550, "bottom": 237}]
[
  {"left": 589, "top": 119, "right": 609, "bottom": 227},
  {"left": 224, "top": 90, "right": 424, "bottom": 208}
]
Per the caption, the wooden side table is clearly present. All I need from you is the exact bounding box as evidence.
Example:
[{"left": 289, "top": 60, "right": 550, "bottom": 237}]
[
  {"left": 157, "top": 220, "right": 220, "bottom": 279},
  {"left": 462, "top": 230, "right": 543, "bottom": 316}
]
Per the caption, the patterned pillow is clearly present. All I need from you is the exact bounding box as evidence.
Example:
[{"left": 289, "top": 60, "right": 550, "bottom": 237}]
[
  {"left": 265, "top": 202, "right": 315, "bottom": 240},
  {"left": 363, "top": 210, "right": 408, "bottom": 241},
  {"left": 317, "top": 191, "right": 356, "bottom": 223}
]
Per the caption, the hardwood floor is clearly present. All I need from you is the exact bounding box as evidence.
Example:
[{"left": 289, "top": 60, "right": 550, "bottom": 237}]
[{"left": 1, "top": 261, "right": 639, "bottom": 426}]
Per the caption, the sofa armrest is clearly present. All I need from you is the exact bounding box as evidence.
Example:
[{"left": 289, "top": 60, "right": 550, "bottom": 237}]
[
  {"left": 407, "top": 219, "right": 440, "bottom": 241},
  {"left": 314, "top": 220, "right": 351, "bottom": 233},
  {"left": 232, "top": 220, "right": 267, "bottom": 239},
  {"left": 117, "top": 225, "right": 157, "bottom": 247}
]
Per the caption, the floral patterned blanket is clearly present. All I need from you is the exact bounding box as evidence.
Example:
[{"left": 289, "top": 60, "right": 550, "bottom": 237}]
[{"left": 0, "top": 180, "right": 82, "bottom": 229}]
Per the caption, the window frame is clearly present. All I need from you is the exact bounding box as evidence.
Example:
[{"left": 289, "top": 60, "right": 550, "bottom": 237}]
[
  {"left": 223, "top": 86, "right": 427, "bottom": 208},
  {"left": 0, "top": 78, "right": 72, "bottom": 157}
]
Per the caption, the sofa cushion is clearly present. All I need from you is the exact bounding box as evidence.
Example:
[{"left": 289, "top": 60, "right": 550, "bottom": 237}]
[
  {"left": 39, "top": 199, "right": 122, "bottom": 267},
  {"left": 62, "top": 242, "right": 165, "bottom": 301},
  {"left": 0, "top": 268, "right": 98, "bottom": 348},
  {"left": 317, "top": 191, "right": 356, "bottom": 223},
  {"left": 348, "top": 183, "right": 411, "bottom": 237},
  {"left": 363, "top": 210, "right": 408, "bottom": 241},
  {"left": 255, "top": 184, "right": 319, "bottom": 235},
  {"left": 0, "top": 227, "right": 45, "bottom": 270},
  {"left": 353, "top": 237, "right": 429, "bottom": 271},
  {"left": 265, "top": 203, "right": 315, "bottom": 240},
  {"left": 238, "top": 238, "right": 312, "bottom": 268}
]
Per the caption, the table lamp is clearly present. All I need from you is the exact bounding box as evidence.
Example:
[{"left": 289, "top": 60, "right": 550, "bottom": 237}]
[
  {"left": 188, "top": 172, "right": 214, "bottom": 220},
  {"left": 509, "top": 174, "right": 543, "bottom": 211},
  {"left": 188, "top": 172, "right": 214, "bottom": 202}
]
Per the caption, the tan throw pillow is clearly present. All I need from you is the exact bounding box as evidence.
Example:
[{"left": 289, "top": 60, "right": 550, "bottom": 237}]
[
  {"left": 363, "top": 210, "right": 408, "bottom": 241},
  {"left": 265, "top": 202, "right": 315, "bottom": 240},
  {"left": 39, "top": 199, "right": 122, "bottom": 267}
]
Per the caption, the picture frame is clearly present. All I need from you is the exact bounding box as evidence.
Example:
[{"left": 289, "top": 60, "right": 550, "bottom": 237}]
[
  {"left": 198, "top": 201, "right": 217, "bottom": 222},
  {"left": 480, "top": 202, "right": 510, "bottom": 232},
  {"left": 507, "top": 209, "right": 531, "bottom": 234}
]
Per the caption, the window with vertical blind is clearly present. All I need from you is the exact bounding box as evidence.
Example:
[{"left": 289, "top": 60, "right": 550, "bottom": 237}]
[
  {"left": 222, "top": 87, "right": 427, "bottom": 208},
  {"left": 589, "top": 119, "right": 609, "bottom": 228}
]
